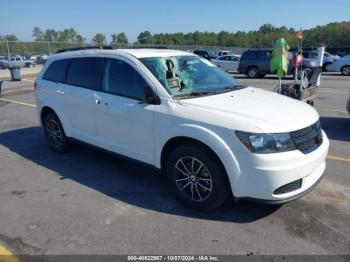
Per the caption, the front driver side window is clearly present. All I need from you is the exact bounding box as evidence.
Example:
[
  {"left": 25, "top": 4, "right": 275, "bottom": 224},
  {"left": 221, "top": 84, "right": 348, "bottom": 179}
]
[{"left": 102, "top": 59, "right": 146, "bottom": 100}]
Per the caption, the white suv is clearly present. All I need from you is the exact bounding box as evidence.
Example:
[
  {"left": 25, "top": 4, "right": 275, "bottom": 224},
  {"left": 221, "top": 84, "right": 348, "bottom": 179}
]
[{"left": 35, "top": 48, "right": 329, "bottom": 211}]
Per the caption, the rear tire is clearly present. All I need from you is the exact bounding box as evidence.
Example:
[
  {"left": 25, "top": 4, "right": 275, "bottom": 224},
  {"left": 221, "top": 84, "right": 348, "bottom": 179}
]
[
  {"left": 43, "top": 113, "right": 69, "bottom": 153},
  {"left": 246, "top": 67, "right": 259, "bottom": 78},
  {"left": 166, "top": 143, "right": 231, "bottom": 211}
]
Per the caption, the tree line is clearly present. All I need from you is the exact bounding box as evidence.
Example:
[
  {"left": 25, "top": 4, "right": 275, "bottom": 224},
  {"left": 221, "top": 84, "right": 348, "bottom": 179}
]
[
  {"left": 134, "top": 22, "right": 350, "bottom": 48},
  {"left": 1, "top": 21, "right": 350, "bottom": 49}
]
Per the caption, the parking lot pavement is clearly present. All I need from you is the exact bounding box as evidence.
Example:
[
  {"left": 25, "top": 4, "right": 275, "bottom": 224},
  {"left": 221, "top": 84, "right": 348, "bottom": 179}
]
[{"left": 0, "top": 73, "right": 349, "bottom": 256}]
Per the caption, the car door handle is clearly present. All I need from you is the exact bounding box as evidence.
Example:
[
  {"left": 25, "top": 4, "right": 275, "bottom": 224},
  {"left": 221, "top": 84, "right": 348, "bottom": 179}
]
[
  {"left": 56, "top": 90, "right": 64, "bottom": 95},
  {"left": 95, "top": 99, "right": 101, "bottom": 105}
]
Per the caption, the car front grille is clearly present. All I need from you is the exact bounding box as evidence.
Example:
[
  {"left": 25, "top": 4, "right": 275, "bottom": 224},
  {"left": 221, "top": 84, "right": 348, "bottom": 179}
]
[
  {"left": 290, "top": 120, "right": 323, "bottom": 154},
  {"left": 273, "top": 178, "right": 303, "bottom": 195}
]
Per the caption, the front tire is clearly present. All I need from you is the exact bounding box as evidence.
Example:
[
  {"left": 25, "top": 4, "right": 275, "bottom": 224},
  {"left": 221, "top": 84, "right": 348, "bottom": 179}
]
[
  {"left": 323, "top": 62, "right": 331, "bottom": 72},
  {"left": 43, "top": 113, "right": 69, "bottom": 153},
  {"left": 166, "top": 143, "right": 231, "bottom": 211},
  {"left": 341, "top": 65, "right": 350, "bottom": 76}
]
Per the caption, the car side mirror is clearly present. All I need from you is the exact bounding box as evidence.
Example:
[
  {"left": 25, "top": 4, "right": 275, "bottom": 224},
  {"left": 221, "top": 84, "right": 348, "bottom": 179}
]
[{"left": 140, "top": 85, "right": 160, "bottom": 105}]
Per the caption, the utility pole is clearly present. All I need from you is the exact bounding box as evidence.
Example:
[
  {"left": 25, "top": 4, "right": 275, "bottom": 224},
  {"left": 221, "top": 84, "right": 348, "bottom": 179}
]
[
  {"left": 6, "top": 41, "right": 10, "bottom": 59},
  {"left": 47, "top": 41, "right": 51, "bottom": 55}
]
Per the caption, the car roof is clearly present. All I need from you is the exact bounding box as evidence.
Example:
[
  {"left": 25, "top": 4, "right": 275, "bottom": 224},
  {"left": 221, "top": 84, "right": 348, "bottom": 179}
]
[
  {"left": 52, "top": 48, "right": 194, "bottom": 60},
  {"left": 244, "top": 49, "right": 272, "bottom": 53}
]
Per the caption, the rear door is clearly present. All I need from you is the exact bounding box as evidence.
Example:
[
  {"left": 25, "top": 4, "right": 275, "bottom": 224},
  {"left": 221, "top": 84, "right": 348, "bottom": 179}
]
[
  {"left": 215, "top": 56, "right": 229, "bottom": 70},
  {"left": 94, "top": 58, "right": 155, "bottom": 164},
  {"left": 257, "top": 50, "right": 272, "bottom": 74},
  {"left": 228, "top": 55, "right": 240, "bottom": 71},
  {"left": 59, "top": 57, "right": 103, "bottom": 142}
]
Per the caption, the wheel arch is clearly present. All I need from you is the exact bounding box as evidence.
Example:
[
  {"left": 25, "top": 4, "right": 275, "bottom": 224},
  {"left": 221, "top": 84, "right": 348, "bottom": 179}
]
[
  {"left": 38, "top": 103, "right": 71, "bottom": 137},
  {"left": 160, "top": 136, "right": 223, "bottom": 173},
  {"left": 157, "top": 124, "right": 242, "bottom": 196}
]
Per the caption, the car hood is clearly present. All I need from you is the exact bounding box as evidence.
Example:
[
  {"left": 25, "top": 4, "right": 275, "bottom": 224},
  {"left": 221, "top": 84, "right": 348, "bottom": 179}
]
[{"left": 178, "top": 87, "right": 319, "bottom": 133}]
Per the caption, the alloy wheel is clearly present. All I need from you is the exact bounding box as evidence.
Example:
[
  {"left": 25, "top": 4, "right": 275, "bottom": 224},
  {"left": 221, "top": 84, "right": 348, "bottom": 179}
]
[
  {"left": 174, "top": 156, "right": 213, "bottom": 202},
  {"left": 342, "top": 66, "right": 350, "bottom": 76},
  {"left": 46, "top": 119, "right": 62, "bottom": 148}
]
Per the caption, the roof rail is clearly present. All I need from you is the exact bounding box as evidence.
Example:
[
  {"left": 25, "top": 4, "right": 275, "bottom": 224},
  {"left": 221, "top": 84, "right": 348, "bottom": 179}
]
[{"left": 56, "top": 46, "right": 113, "bottom": 54}]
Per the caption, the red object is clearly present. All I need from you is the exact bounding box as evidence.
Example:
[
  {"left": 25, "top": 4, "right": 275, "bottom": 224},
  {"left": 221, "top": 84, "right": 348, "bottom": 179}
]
[
  {"left": 293, "top": 54, "right": 303, "bottom": 68},
  {"left": 296, "top": 30, "right": 303, "bottom": 40}
]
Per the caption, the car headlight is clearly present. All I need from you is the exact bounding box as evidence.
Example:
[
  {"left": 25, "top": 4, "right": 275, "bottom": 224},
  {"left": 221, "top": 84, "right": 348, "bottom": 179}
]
[{"left": 235, "top": 131, "right": 295, "bottom": 153}]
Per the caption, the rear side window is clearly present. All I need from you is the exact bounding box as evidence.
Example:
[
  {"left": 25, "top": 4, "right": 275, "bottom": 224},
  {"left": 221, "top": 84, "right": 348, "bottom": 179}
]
[
  {"left": 66, "top": 57, "right": 103, "bottom": 89},
  {"left": 102, "top": 59, "right": 146, "bottom": 100},
  {"left": 220, "top": 56, "right": 231, "bottom": 61},
  {"left": 258, "top": 51, "right": 271, "bottom": 60},
  {"left": 43, "top": 59, "right": 71, "bottom": 82},
  {"left": 242, "top": 51, "right": 257, "bottom": 60}
]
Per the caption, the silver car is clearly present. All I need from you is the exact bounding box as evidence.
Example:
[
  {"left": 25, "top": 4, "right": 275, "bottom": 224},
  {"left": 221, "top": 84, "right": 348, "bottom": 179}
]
[{"left": 329, "top": 56, "right": 350, "bottom": 76}]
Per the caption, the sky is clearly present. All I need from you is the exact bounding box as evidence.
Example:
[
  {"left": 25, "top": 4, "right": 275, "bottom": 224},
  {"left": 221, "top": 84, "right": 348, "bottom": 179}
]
[{"left": 1, "top": 0, "right": 350, "bottom": 42}]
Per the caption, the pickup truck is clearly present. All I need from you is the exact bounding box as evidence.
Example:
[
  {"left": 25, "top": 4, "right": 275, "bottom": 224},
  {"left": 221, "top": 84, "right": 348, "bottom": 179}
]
[{"left": 0, "top": 55, "right": 36, "bottom": 69}]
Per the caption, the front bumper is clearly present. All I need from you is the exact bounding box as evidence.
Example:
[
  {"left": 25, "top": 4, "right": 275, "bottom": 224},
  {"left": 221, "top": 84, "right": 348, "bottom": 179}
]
[
  {"left": 241, "top": 170, "right": 324, "bottom": 205},
  {"left": 226, "top": 130, "right": 329, "bottom": 203}
]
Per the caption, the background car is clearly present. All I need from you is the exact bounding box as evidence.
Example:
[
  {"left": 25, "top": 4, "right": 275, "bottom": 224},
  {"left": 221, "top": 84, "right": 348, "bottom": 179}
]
[
  {"left": 211, "top": 54, "right": 240, "bottom": 72},
  {"left": 238, "top": 49, "right": 296, "bottom": 78},
  {"left": 302, "top": 51, "right": 339, "bottom": 72},
  {"left": 217, "top": 50, "right": 230, "bottom": 57},
  {"left": 193, "top": 50, "right": 218, "bottom": 60},
  {"left": 238, "top": 49, "right": 273, "bottom": 78},
  {"left": 37, "top": 54, "right": 49, "bottom": 64},
  {"left": 328, "top": 56, "right": 350, "bottom": 76}
]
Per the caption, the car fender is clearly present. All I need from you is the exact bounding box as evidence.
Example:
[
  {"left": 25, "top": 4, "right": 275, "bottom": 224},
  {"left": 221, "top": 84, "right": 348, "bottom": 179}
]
[
  {"left": 37, "top": 98, "right": 72, "bottom": 137},
  {"left": 156, "top": 123, "right": 242, "bottom": 195}
]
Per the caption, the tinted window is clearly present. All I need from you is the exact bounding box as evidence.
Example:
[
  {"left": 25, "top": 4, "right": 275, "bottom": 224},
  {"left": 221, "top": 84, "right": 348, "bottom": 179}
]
[
  {"left": 43, "top": 59, "right": 71, "bottom": 82},
  {"left": 229, "top": 56, "right": 238, "bottom": 61},
  {"left": 258, "top": 51, "right": 271, "bottom": 60},
  {"left": 66, "top": 57, "right": 103, "bottom": 89},
  {"left": 102, "top": 59, "right": 146, "bottom": 100},
  {"left": 219, "top": 56, "right": 229, "bottom": 61},
  {"left": 310, "top": 52, "right": 318, "bottom": 58},
  {"left": 242, "top": 51, "right": 257, "bottom": 60},
  {"left": 302, "top": 52, "right": 309, "bottom": 58}
]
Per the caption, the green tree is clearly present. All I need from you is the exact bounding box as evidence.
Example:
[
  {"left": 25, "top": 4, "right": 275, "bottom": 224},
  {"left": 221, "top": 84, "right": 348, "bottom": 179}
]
[
  {"left": 44, "top": 29, "right": 59, "bottom": 42},
  {"left": 33, "top": 27, "right": 44, "bottom": 41},
  {"left": 1, "top": 34, "right": 18, "bottom": 41},
  {"left": 111, "top": 33, "right": 117, "bottom": 44},
  {"left": 137, "top": 31, "right": 152, "bottom": 44},
  {"left": 92, "top": 33, "right": 106, "bottom": 45},
  {"left": 58, "top": 28, "right": 79, "bottom": 42},
  {"left": 76, "top": 34, "right": 85, "bottom": 43},
  {"left": 116, "top": 32, "right": 128, "bottom": 45}
]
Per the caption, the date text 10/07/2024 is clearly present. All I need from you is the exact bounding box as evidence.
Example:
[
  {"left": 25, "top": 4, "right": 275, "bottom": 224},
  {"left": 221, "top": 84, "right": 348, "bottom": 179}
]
[{"left": 127, "top": 256, "right": 219, "bottom": 261}]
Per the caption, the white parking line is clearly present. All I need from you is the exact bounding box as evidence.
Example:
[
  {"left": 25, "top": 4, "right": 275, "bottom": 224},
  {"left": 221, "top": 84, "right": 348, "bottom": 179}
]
[
  {"left": 22, "top": 79, "right": 35, "bottom": 83},
  {"left": 318, "top": 89, "right": 349, "bottom": 95}
]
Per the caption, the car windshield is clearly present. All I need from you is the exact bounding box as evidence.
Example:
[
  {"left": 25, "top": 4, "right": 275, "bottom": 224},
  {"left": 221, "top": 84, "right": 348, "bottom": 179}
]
[
  {"left": 140, "top": 55, "right": 245, "bottom": 99},
  {"left": 208, "top": 51, "right": 218, "bottom": 58}
]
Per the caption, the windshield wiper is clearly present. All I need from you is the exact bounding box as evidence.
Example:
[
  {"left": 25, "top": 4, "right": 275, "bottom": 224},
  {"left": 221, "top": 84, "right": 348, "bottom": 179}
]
[
  {"left": 173, "top": 85, "right": 247, "bottom": 99},
  {"left": 173, "top": 91, "right": 211, "bottom": 99},
  {"left": 211, "top": 84, "right": 247, "bottom": 94}
]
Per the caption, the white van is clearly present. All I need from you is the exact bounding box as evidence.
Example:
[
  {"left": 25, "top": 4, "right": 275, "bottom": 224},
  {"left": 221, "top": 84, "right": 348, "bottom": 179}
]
[{"left": 35, "top": 48, "right": 329, "bottom": 211}]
